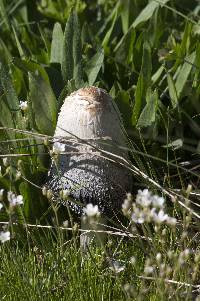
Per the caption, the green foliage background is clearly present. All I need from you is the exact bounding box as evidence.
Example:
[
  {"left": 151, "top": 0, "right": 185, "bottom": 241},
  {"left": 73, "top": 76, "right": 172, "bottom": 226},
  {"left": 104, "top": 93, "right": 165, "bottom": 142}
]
[{"left": 0, "top": 0, "right": 200, "bottom": 221}]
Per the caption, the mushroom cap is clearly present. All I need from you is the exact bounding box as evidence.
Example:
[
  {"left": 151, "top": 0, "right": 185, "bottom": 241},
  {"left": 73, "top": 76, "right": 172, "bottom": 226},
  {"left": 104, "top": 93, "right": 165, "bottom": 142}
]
[{"left": 55, "top": 86, "right": 127, "bottom": 150}]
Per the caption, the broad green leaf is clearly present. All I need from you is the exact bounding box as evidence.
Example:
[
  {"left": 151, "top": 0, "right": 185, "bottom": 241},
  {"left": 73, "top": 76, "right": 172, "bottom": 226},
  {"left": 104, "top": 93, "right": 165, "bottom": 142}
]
[
  {"left": 145, "top": 7, "right": 161, "bottom": 49},
  {"left": 117, "top": 0, "right": 165, "bottom": 56},
  {"left": 85, "top": 49, "right": 104, "bottom": 86},
  {"left": 0, "top": 39, "right": 12, "bottom": 63},
  {"left": 12, "top": 64, "right": 24, "bottom": 96},
  {"left": 38, "top": 24, "right": 49, "bottom": 54},
  {"left": 0, "top": 60, "right": 23, "bottom": 131},
  {"left": 29, "top": 73, "right": 57, "bottom": 135},
  {"left": 62, "top": 12, "right": 83, "bottom": 87},
  {"left": 175, "top": 51, "right": 196, "bottom": 98},
  {"left": 13, "top": 58, "right": 50, "bottom": 83},
  {"left": 81, "top": 21, "right": 93, "bottom": 45},
  {"left": 179, "top": 22, "right": 192, "bottom": 58},
  {"left": 152, "top": 65, "right": 164, "bottom": 84},
  {"left": 137, "top": 89, "right": 158, "bottom": 128},
  {"left": 0, "top": 60, "right": 25, "bottom": 145},
  {"left": 120, "top": 0, "right": 130, "bottom": 34},
  {"left": 97, "top": 1, "right": 120, "bottom": 37},
  {"left": 45, "top": 65, "right": 64, "bottom": 99},
  {"left": 50, "top": 22, "right": 64, "bottom": 64},
  {"left": 18, "top": 2, "right": 28, "bottom": 24},
  {"left": 115, "top": 27, "right": 135, "bottom": 64},
  {"left": 163, "top": 138, "right": 183, "bottom": 150},
  {"left": 109, "top": 82, "right": 122, "bottom": 98},
  {"left": 115, "top": 90, "right": 132, "bottom": 127},
  {"left": 132, "top": 0, "right": 170, "bottom": 28},
  {"left": 37, "top": 1, "right": 63, "bottom": 22},
  {"left": 0, "top": 61, "right": 19, "bottom": 111},
  {"left": 167, "top": 73, "right": 178, "bottom": 108},
  {"left": 132, "top": 42, "right": 152, "bottom": 125},
  {"left": 19, "top": 182, "right": 48, "bottom": 220},
  {"left": 0, "top": 95, "right": 15, "bottom": 140}
]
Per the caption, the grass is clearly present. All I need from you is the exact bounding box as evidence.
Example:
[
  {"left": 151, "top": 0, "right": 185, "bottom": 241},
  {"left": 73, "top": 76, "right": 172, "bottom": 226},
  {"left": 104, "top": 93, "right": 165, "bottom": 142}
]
[
  {"left": 0, "top": 202, "right": 199, "bottom": 300},
  {"left": 0, "top": 222, "right": 144, "bottom": 300},
  {"left": 0, "top": 0, "right": 200, "bottom": 300}
]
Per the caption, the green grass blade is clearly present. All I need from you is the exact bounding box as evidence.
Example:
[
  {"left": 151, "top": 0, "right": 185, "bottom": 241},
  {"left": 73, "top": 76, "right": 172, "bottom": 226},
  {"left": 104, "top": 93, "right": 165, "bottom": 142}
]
[
  {"left": 62, "top": 11, "right": 83, "bottom": 87},
  {"left": 175, "top": 51, "right": 196, "bottom": 98},
  {"left": 137, "top": 89, "right": 158, "bottom": 128},
  {"left": 0, "top": 0, "right": 10, "bottom": 30},
  {"left": 102, "top": 3, "right": 119, "bottom": 49},
  {"left": 85, "top": 48, "right": 104, "bottom": 86},
  {"left": 29, "top": 73, "right": 57, "bottom": 135},
  {"left": 0, "top": 95, "right": 15, "bottom": 140},
  {"left": 132, "top": 0, "right": 169, "bottom": 28},
  {"left": 132, "top": 41, "right": 152, "bottom": 125},
  {"left": 114, "top": 27, "right": 135, "bottom": 64},
  {"left": 0, "top": 61, "right": 19, "bottom": 112},
  {"left": 12, "top": 26, "right": 25, "bottom": 58},
  {"left": 167, "top": 73, "right": 178, "bottom": 108},
  {"left": 50, "top": 22, "right": 64, "bottom": 64},
  {"left": 12, "top": 58, "right": 50, "bottom": 83}
]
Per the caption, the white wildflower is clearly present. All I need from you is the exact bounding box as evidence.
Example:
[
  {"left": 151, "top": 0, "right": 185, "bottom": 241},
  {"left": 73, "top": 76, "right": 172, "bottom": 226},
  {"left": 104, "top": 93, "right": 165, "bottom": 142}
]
[
  {"left": 0, "top": 189, "right": 4, "bottom": 201},
  {"left": 46, "top": 189, "right": 53, "bottom": 199},
  {"left": 0, "top": 231, "right": 10, "bottom": 243},
  {"left": 152, "top": 195, "right": 165, "bottom": 208},
  {"left": 60, "top": 189, "right": 70, "bottom": 200},
  {"left": 0, "top": 203, "right": 3, "bottom": 210},
  {"left": 42, "top": 186, "right": 47, "bottom": 196},
  {"left": 7, "top": 191, "right": 23, "bottom": 207},
  {"left": 156, "top": 253, "right": 162, "bottom": 263},
  {"left": 83, "top": 203, "right": 100, "bottom": 217},
  {"left": 131, "top": 213, "right": 145, "bottom": 223},
  {"left": 63, "top": 189, "right": 70, "bottom": 197},
  {"left": 122, "top": 198, "right": 132, "bottom": 212},
  {"left": 181, "top": 231, "right": 188, "bottom": 240},
  {"left": 124, "top": 283, "right": 134, "bottom": 296},
  {"left": 166, "top": 217, "right": 177, "bottom": 226},
  {"left": 52, "top": 142, "right": 65, "bottom": 154},
  {"left": 126, "top": 192, "right": 133, "bottom": 201},
  {"left": 130, "top": 256, "right": 136, "bottom": 265},
  {"left": 126, "top": 189, "right": 177, "bottom": 227},
  {"left": 136, "top": 189, "right": 152, "bottom": 207},
  {"left": 144, "top": 266, "right": 154, "bottom": 275},
  {"left": 131, "top": 207, "right": 146, "bottom": 224},
  {"left": 15, "top": 171, "right": 21, "bottom": 180},
  {"left": 109, "top": 260, "right": 125, "bottom": 273},
  {"left": 19, "top": 101, "right": 28, "bottom": 111},
  {"left": 152, "top": 209, "right": 169, "bottom": 224},
  {"left": 63, "top": 220, "right": 69, "bottom": 228},
  {"left": 167, "top": 250, "right": 174, "bottom": 259},
  {"left": 181, "top": 248, "right": 190, "bottom": 259},
  {"left": 3, "top": 158, "right": 8, "bottom": 167}
]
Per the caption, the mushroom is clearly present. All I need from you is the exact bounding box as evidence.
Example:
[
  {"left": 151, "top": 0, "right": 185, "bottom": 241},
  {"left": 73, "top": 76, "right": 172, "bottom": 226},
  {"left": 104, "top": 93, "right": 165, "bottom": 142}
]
[{"left": 46, "top": 86, "right": 132, "bottom": 246}]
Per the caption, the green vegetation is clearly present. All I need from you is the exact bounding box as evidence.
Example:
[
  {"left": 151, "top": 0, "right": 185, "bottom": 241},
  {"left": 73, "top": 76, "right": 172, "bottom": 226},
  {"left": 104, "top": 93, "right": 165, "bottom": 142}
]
[{"left": 0, "top": 0, "right": 200, "bottom": 300}]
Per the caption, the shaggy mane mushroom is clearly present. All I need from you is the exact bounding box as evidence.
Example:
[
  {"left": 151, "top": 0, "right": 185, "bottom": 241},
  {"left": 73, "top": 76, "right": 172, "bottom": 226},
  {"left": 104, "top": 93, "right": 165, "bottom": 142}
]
[{"left": 47, "top": 86, "right": 132, "bottom": 218}]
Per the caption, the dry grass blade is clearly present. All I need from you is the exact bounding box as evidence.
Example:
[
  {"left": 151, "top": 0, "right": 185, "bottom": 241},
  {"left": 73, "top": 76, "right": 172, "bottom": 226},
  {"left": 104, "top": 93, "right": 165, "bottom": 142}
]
[
  {"left": 0, "top": 221, "right": 151, "bottom": 240},
  {"left": 138, "top": 275, "right": 200, "bottom": 289}
]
